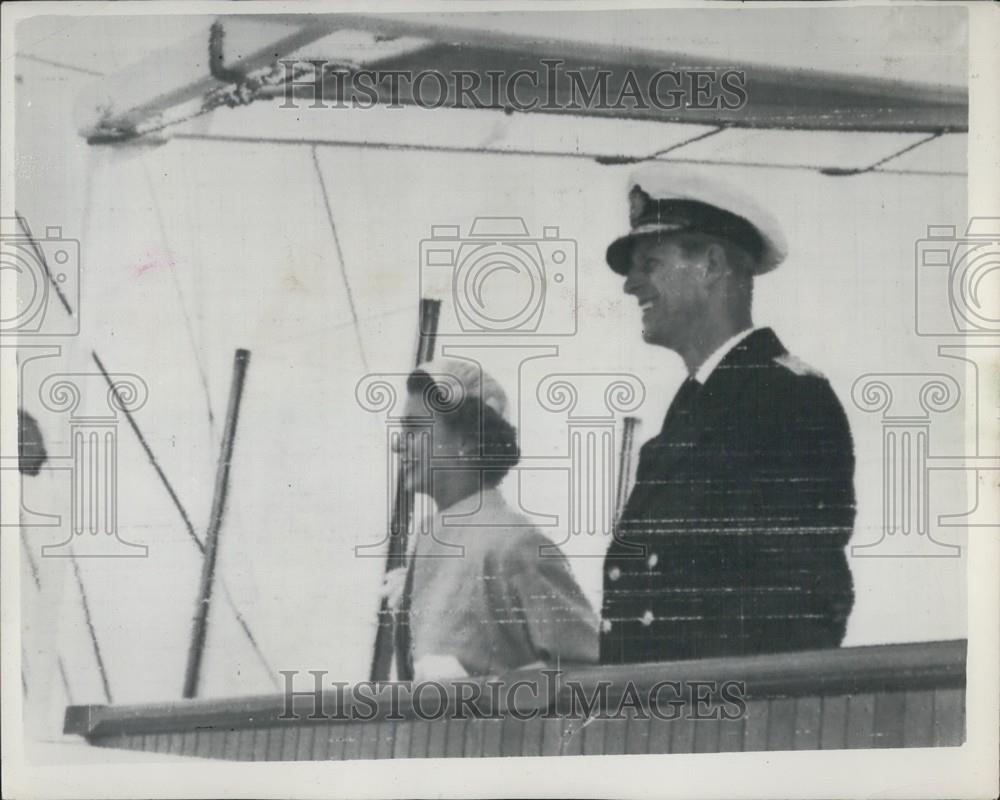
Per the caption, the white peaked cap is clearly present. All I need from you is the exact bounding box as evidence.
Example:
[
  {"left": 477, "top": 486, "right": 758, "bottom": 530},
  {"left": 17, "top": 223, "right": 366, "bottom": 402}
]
[{"left": 606, "top": 163, "right": 788, "bottom": 275}]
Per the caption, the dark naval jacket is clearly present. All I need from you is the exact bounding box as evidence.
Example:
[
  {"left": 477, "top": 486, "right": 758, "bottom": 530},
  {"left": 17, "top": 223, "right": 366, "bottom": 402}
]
[{"left": 601, "top": 328, "right": 856, "bottom": 664}]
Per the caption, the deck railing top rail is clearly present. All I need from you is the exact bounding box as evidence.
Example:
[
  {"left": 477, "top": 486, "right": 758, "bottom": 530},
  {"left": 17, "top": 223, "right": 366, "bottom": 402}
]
[{"left": 64, "top": 639, "right": 966, "bottom": 739}]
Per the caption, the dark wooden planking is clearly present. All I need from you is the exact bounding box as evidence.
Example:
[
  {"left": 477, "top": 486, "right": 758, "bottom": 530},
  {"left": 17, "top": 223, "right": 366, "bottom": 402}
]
[
  {"left": 310, "top": 725, "right": 330, "bottom": 760},
  {"left": 296, "top": 726, "right": 315, "bottom": 760},
  {"left": 65, "top": 640, "right": 967, "bottom": 740},
  {"left": 520, "top": 716, "right": 544, "bottom": 757},
  {"left": 266, "top": 727, "right": 285, "bottom": 760},
  {"left": 464, "top": 718, "right": 486, "bottom": 758},
  {"left": 742, "top": 699, "right": 770, "bottom": 752},
  {"left": 540, "top": 717, "right": 564, "bottom": 756},
  {"left": 93, "top": 735, "right": 123, "bottom": 749},
  {"left": 250, "top": 728, "right": 267, "bottom": 760},
  {"left": 932, "top": 688, "right": 964, "bottom": 747},
  {"left": 445, "top": 717, "right": 467, "bottom": 757},
  {"left": 322, "top": 724, "right": 347, "bottom": 760},
  {"left": 360, "top": 721, "right": 380, "bottom": 760},
  {"left": 374, "top": 722, "right": 396, "bottom": 759},
  {"left": 409, "top": 720, "right": 431, "bottom": 758},
  {"left": 196, "top": 729, "right": 221, "bottom": 759},
  {"left": 340, "top": 723, "right": 361, "bottom": 760},
  {"left": 392, "top": 720, "right": 413, "bottom": 759},
  {"left": 793, "top": 697, "right": 822, "bottom": 750},
  {"left": 63, "top": 640, "right": 968, "bottom": 760},
  {"left": 902, "top": 690, "right": 934, "bottom": 748},
  {"left": 873, "top": 691, "right": 907, "bottom": 749},
  {"left": 223, "top": 729, "right": 240, "bottom": 760},
  {"left": 559, "top": 716, "right": 586, "bottom": 756},
  {"left": 717, "top": 717, "right": 745, "bottom": 752},
  {"left": 625, "top": 714, "right": 651, "bottom": 754},
  {"left": 767, "top": 697, "right": 797, "bottom": 751},
  {"left": 647, "top": 714, "right": 673, "bottom": 755},
  {"left": 693, "top": 718, "right": 722, "bottom": 753},
  {"left": 603, "top": 717, "right": 630, "bottom": 755},
  {"left": 581, "top": 718, "right": 606, "bottom": 755},
  {"left": 480, "top": 718, "right": 504, "bottom": 757},
  {"left": 280, "top": 726, "right": 300, "bottom": 760},
  {"left": 845, "top": 693, "right": 876, "bottom": 749},
  {"left": 426, "top": 718, "right": 449, "bottom": 757},
  {"left": 236, "top": 728, "right": 255, "bottom": 760},
  {"left": 501, "top": 716, "right": 525, "bottom": 757},
  {"left": 819, "top": 695, "right": 848, "bottom": 750},
  {"left": 670, "top": 715, "right": 697, "bottom": 754}
]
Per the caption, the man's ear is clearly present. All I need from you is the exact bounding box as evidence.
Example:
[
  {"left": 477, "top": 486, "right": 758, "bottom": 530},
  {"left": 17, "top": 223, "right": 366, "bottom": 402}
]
[{"left": 703, "top": 242, "right": 729, "bottom": 285}]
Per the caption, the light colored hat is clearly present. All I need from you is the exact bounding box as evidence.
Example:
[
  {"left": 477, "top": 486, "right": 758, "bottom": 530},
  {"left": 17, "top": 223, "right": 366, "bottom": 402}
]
[
  {"left": 606, "top": 164, "right": 788, "bottom": 275},
  {"left": 411, "top": 358, "right": 509, "bottom": 421}
]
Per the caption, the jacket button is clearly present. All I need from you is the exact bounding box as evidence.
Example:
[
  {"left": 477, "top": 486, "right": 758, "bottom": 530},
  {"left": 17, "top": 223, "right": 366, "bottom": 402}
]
[
  {"left": 640, "top": 610, "right": 654, "bottom": 626},
  {"left": 647, "top": 553, "right": 658, "bottom": 568},
  {"left": 608, "top": 566, "right": 621, "bottom": 581},
  {"left": 600, "top": 619, "right": 613, "bottom": 634}
]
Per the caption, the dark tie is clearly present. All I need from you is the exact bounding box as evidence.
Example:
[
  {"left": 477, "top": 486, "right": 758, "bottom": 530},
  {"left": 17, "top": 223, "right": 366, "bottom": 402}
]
[{"left": 660, "top": 376, "right": 702, "bottom": 434}]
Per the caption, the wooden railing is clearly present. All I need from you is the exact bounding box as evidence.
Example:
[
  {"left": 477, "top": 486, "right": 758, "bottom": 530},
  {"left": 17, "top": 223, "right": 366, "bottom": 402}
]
[{"left": 64, "top": 639, "right": 966, "bottom": 759}]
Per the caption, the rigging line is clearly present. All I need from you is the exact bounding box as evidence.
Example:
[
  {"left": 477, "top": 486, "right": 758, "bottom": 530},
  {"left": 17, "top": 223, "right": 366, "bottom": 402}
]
[
  {"left": 92, "top": 351, "right": 204, "bottom": 553},
  {"left": 91, "top": 350, "right": 276, "bottom": 679},
  {"left": 219, "top": 581, "right": 281, "bottom": 689},
  {"left": 172, "top": 132, "right": 966, "bottom": 177},
  {"left": 820, "top": 131, "right": 945, "bottom": 177},
  {"left": 140, "top": 161, "right": 216, "bottom": 431},
  {"left": 69, "top": 556, "right": 113, "bottom": 703},
  {"left": 311, "top": 145, "right": 369, "bottom": 371},
  {"left": 20, "top": 529, "right": 42, "bottom": 590},
  {"left": 13, "top": 212, "right": 74, "bottom": 316},
  {"left": 58, "top": 657, "right": 75, "bottom": 704},
  {"left": 15, "top": 52, "right": 106, "bottom": 77},
  {"left": 595, "top": 125, "right": 728, "bottom": 165}
]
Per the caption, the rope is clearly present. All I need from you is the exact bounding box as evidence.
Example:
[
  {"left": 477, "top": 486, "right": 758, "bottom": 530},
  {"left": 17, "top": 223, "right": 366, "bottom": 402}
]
[
  {"left": 15, "top": 52, "right": 105, "bottom": 77},
  {"left": 311, "top": 145, "right": 369, "bottom": 371},
  {"left": 595, "top": 125, "right": 729, "bottom": 165},
  {"left": 819, "top": 131, "right": 945, "bottom": 177},
  {"left": 70, "top": 557, "right": 113, "bottom": 703},
  {"left": 92, "top": 351, "right": 277, "bottom": 686},
  {"left": 140, "top": 161, "right": 217, "bottom": 431},
  {"left": 173, "top": 131, "right": 966, "bottom": 178}
]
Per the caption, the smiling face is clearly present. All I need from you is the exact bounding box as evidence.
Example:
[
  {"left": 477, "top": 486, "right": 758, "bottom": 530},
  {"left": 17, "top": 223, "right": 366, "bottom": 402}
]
[{"left": 623, "top": 235, "right": 714, "bottom": 351}]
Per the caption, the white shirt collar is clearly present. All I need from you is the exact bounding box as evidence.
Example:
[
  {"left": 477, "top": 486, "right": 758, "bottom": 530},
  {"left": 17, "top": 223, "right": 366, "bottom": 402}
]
[{"left": 694, "top": 327, "right": 757, "bottom": 384}]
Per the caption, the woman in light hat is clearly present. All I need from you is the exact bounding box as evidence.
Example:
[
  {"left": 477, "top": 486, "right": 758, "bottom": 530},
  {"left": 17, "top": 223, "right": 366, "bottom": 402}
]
[{"left": 382, "top": 358, "right": 598, "bottom": 681}]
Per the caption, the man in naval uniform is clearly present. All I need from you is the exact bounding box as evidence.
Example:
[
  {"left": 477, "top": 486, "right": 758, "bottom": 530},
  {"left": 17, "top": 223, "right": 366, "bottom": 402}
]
[{"left": 600, "top": 165, "right": 856, "bottom": 665}]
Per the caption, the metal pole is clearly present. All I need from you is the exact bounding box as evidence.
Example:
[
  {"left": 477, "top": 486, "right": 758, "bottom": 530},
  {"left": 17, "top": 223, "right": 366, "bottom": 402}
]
[
  {"left": 369, "top": 299, "right": 440, "bottom": 682},
  {"left": 182, "top": 348, "right": 251, "bottom": 699}
]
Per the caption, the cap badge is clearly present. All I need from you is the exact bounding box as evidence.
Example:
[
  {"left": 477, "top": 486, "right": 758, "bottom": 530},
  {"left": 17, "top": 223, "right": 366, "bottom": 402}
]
[{"left": 629, "top": 186, "right": 651, "bottom": 227}]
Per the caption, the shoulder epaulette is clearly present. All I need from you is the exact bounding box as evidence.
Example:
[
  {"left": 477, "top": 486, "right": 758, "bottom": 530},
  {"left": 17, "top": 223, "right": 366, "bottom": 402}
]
[{"left": 774, "top": 352, "right": 824, "bottom": 378}]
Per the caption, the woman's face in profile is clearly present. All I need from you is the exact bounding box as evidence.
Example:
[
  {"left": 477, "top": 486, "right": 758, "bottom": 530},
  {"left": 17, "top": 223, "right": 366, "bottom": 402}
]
[{"left": 397, "top": 390, "right": 469, "bottom": 496}]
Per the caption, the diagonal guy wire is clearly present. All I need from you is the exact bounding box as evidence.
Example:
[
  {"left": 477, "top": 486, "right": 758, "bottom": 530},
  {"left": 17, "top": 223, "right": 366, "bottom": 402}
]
[{"left": 92, "top": 351, "right": 278, "bottom": 688}]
